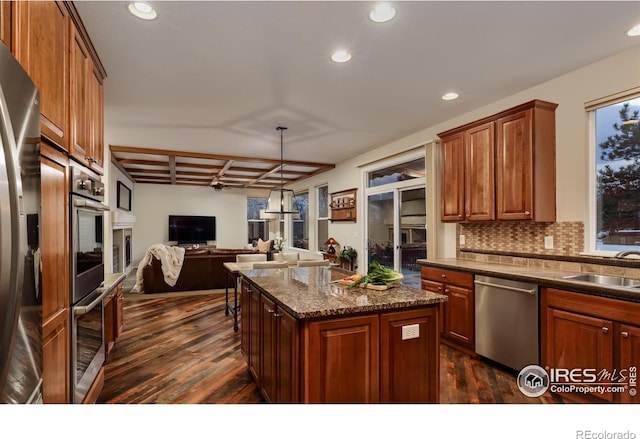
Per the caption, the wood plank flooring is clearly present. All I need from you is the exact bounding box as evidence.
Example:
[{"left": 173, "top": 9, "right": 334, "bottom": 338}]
[{"left": 99, "top": 292, "right": 565, "bottom": 404}]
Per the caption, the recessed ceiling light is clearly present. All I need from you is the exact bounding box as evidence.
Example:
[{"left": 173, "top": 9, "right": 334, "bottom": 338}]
[
  {"left": 442, "top": 92, "right": 459, "bottom": 101},
  {"left": 128, "top": 2, "right": 157, "bottom": 20},
  {"left": 627, "top": 23, "right": 640, "bottom": 37},
  {"left": 331, "top": 50, "right": 352, "bottom": 63},
  {"left": 369, "top": 3, "right": 396, "bottom": 23}
]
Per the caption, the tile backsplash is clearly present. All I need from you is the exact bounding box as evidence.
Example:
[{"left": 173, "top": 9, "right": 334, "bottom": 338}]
[
  {"left": 458, "top": 221, "right": 584, "bottom": 256},
  {"left": 456, "top": 221, "right": 640, "bottom": 278}
]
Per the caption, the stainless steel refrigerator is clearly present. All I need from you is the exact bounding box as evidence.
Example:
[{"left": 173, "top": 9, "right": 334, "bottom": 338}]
[{"left": 0, "top": 43, "right": 43, "bottom": 404}]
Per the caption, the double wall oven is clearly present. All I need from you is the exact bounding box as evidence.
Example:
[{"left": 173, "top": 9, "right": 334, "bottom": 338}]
[{"left": 70, "top": 166, "right": 109, "bottom": 403}]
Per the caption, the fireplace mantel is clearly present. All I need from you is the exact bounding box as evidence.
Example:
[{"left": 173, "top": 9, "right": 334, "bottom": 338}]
[{"left": 112, "top": 210, "right": 136, "bottom": 229}]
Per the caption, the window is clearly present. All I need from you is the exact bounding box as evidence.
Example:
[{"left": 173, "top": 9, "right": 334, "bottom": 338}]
[
  {"left": 317, "top": 185, "right": 329, "bottom": 252},
  {"left": 292, "top": 191, "right": 309, "bottom": 250},
  {"left": 367, "top": 157, "right": 425, "bottom": 188},
  {"left": 247, "top": 198, "right": 269, "bottom": 245},
  {"left": 588, "top": 93, "right": 640, "bottom": 252}
]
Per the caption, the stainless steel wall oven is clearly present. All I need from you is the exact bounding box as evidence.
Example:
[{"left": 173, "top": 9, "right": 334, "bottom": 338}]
[{"left": 69, "top": 165, "right": 108, "bottom": 403}]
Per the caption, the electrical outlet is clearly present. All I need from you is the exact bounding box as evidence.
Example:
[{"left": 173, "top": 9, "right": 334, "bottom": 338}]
[
  {"left": 402, "top": 324, "right": 420, "bottom": 340},
  {"left": 459, "top": 234, "right": 466, "bottom": 245},
  {"left": 544, "top": 236, "right": 554, "bottom": 249}
]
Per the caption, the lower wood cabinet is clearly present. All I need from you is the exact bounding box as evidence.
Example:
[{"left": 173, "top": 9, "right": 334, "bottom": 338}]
[
  {"left": 541, "top": 287, "right": 640, "bottom": 403},
  {"left": 241, "top": 279, "right": 440, "bottom": 403},
  {"left": 421, "top": 267, "right": 475, "bottom": 353},
  {"left": 104, "top": 281, "right": 124, "bottom": 355}
]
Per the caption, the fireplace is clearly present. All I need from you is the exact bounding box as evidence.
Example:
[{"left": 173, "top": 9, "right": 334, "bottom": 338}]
[{"left": 111, "top": 210, "right": 136, "bottom": 275}]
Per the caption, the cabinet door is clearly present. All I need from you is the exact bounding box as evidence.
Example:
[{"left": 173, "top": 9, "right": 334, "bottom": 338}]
[
  {"left": 69, "top": 25, "right": 90, "bottom": 166},
  {"left": 115, "top": 286, "right": 124, "bottom": 338},
  {"left": 248, "top": 286, "right": 261, "bottom": 383},
  {"left": 545, "top": 308, "right": 614, "bottom": 402},
  {"left": 103, "top": 291, "right": 115, "bottom": 354},
  {"left": 380, "top": 308, "right": 439, "bottom": 403},
  {"left": 619, "top": 324, "right": 640, "bottom": 404},
  {"left": 40, "top": 149, "right": 70, "bottom": 403},
  {"left": 14, "top": 1, "right": 69, "bottom": 150},
  {"left": 444, "top": 285, "right": 474, "bottom": 348},
  {"left": 275, "top": 307, "right": 299, "bottom": 403},
  {"left": 496, "top": 109, "right": 533, "bottom": 220},
  {"left": 305, "top": 315, "right": 379, "bottom": 403},
  {"left": 240, "top": 280, "right": 251, "bottom": 358},
  {"left": 440, "top": 132, "right": 465, "bottom": 221},
  {"left": 421, "top": 279, "right": 445, "bottom": 336},
  {"left": 260, "top": 295, "right": 277, "bottom": 402},
  {"left": 0, "top": 0, "right": 10, "bottom": 48},
  {"left": 88, "top": 66, "right": 104, "bottom": 173},
  {"left": 464, "top": 122, "right": 495, "bottom": 220}
]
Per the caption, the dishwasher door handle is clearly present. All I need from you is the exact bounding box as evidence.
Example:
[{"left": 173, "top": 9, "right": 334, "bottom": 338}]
[{"left": 474, "top": 280, "right": 537, "bottom": 295}]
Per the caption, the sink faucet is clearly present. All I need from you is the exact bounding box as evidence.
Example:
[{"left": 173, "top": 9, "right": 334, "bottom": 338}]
[{"left": 614, "top": 250, "right": 640, "bottom": 259}]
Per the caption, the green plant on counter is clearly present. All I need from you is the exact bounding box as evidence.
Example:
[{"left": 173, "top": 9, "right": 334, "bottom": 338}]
[
  {"left": 336, "top": 246, "right": 357, "bottom": 263},
  {"left": 349, "top": 261, "right": 403, "bottom": 288}
]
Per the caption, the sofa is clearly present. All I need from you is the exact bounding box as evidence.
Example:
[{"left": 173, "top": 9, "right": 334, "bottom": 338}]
[{"left": 142, "top": 247, "right": 259, "bottom": 293}]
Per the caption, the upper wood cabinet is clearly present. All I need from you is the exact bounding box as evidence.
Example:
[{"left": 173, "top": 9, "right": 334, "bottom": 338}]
[
  {"left": 0, "top": 1, "right": 10, "bottom": 48},
  {"left": 14, "top": 1, "right": 70, "bottom": 151},
  {"left": 69, "top": 24, "right": 104, "bottom": 173},
  {"left": 438, "top": 100, "right": 557, "bottom": 222}
]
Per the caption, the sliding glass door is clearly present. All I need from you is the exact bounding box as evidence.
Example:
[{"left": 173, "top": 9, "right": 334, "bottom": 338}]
[{"left": 364, "top": 155, "right": 426, "bottom": 288}]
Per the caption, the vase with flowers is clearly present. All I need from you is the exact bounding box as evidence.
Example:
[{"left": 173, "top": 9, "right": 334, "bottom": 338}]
[{"left": 273, "top": 236, "right": 286, "bottom": 252}]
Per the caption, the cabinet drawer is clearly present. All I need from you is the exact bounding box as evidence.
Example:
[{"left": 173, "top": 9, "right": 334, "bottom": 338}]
[
  {"left": 421, "top": 279, "right": 443, "bottom": 293},
  {"left": 421, "top": 267, "right": 473, "bottom": 288}
]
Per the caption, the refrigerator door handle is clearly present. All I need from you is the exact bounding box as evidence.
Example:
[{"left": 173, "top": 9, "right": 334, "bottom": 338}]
[{"left": 0, "top": 82, "right": 26, "bottom": 386}]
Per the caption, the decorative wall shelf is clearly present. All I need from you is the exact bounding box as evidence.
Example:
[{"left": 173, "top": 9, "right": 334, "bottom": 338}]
[{"left": 330, "top": 188, "right": 357, "bottom": 222}]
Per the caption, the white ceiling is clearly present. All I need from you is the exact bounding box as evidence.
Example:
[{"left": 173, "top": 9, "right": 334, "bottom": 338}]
[{"left": 75, "top": 1, "right": 640, "bottom": 166}]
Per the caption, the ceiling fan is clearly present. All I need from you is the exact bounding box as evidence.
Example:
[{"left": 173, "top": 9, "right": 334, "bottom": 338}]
[{"left": 209, "top": 176, "right": 227, "bottom": 191}]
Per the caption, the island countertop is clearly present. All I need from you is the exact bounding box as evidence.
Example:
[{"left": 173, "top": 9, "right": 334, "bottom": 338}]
[{"left": 240, "top": 266, "right": 447, "bottom": 319}]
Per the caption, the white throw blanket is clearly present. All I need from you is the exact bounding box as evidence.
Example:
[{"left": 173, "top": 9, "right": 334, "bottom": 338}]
[{"left": 133, "top": 244, "right": 185, "bottom": 293}]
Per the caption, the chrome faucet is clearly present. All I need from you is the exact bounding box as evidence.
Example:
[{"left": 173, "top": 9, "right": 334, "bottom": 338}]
[{"left": 614, "top": 250, "right": 640, "bottom": 259}]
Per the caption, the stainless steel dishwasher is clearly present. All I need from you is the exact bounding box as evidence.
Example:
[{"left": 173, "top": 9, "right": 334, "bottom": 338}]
[{"left": 474, "top": 275, "right": 539, "bottom": 372}]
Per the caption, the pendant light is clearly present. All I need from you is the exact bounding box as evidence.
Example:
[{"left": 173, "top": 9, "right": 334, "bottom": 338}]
[{"left": 265, "top": 127, "right": 300, "bottom": 215}]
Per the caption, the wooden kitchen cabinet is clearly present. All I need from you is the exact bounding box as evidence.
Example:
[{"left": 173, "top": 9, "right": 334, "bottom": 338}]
[
  {"left": 69, "top": 22, "right": 104, "bottom": 173},
  {"left": 421, "top": 267, "right": 475, "bottom": 353},
  {"left": 380, "top": 307, "right": 439, "bottom": 403},
  {"left": 0, "top": 1, "right": 10, "bottom": 48},
  {"left": 40, "top": 143, "right": 70, "bottom": 403},
  {"left": 104, "top": 282, "right": 124, "bottom": 355},
  {"left": 14, "top": 1, "right": 70, "bottom": 151},
  {"left": 305, "top": 314, "right": 379, "bottom": 403},
  {"left": 541, "top": 287, "right": 640, "bottom": 403},
  {"left": 259, "top": 294, "right": 299, "bottom": 403},
  {"left": 438, "top": 99, "right": 557, "bottom": 222}
]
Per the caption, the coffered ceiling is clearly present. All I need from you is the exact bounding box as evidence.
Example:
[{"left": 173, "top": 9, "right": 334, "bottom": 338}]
[{"left": 76, "top": 1, "right": 640, "bottom": 189}]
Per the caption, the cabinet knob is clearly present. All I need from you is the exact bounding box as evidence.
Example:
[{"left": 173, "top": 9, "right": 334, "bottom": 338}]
[
  {"left": 457, "top": 215, "right": 463, "bottom": 218},
  {"left": 441, "top": 274, "right": 446, "bottom": 278},
  {"left": 602, "top": 327, "right": 609, "bottom": 334},
  {"left": 273, "top": 313, "right": 281, "bottom": 318},
  {"left": 444, "top": 289, "right": 450, "bottom": 293},
  {"left": 268, "top": 309, "right": 275, "bottom": 314},
  {"left": 524, "top": 211, "right": 531, "bottom": 215},
  {"left": 437, "top": 286, "right": 443, "bottom": 291},
  {"left": 622, "top": 331, "right": 629, "bottom": 338}
]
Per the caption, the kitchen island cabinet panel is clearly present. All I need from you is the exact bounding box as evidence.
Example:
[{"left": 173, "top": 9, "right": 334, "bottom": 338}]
[
  {"left": 240, "top": 267, "right": 446, "bottom": 403},
  {"left": 305, "top": 315, "right": 379, "bottom": 404},
  {"left": 380, "top": 308, "right": 438, "bottom": 403}
]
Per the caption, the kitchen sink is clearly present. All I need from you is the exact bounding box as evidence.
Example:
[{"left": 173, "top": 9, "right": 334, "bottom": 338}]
[{"left": 562, "top": 273, "right": 640, "bottom": 288}]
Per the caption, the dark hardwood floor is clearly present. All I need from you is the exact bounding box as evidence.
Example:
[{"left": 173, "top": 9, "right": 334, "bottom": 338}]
[{"left": 99, "top": 291, "right": 565, "bottom": 404}]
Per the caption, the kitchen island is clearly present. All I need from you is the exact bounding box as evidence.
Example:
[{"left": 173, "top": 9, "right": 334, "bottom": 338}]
[{"left": 239, "top": 266, "right": 447, "bottom": 403}]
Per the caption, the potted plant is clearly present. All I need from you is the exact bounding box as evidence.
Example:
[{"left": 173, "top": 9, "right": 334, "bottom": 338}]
[{"left": 336, "top": 246, "right": 357, "bottom": 270}]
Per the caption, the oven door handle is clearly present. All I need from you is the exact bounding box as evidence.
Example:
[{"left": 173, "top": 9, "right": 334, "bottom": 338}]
[
  {"left": 73, "top": 198, "right": 109, "bottom": 211},
  {"left": 74, "top": 288, "right": 111, "bottom": 316}
]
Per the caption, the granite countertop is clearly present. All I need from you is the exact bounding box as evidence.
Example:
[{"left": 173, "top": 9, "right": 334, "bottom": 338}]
[
  {"left": 418, "top": 258, "right": 640, "bottom": 303},
  {"left": 240, "top": 266, "right": 447, "bottom": 319}
]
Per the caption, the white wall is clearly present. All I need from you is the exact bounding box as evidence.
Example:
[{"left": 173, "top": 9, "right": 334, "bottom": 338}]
[{"left": 131, "top": 184, "right": 253, "bottom": 264}]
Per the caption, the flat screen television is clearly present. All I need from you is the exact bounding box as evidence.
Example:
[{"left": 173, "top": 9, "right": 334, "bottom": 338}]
[{"left": 168, "top": 215, "right": 216, "bottom": 244}]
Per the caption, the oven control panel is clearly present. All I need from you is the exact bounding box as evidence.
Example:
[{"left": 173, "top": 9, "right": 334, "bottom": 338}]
[{"left": 70, "top": 166, "right": 105, "bottom": 202}]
